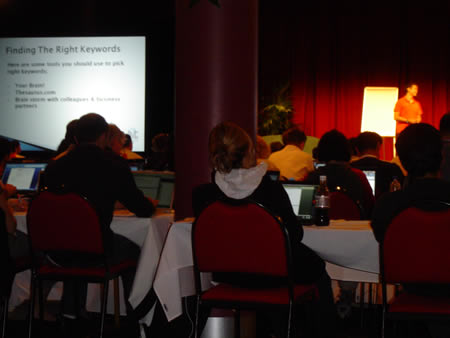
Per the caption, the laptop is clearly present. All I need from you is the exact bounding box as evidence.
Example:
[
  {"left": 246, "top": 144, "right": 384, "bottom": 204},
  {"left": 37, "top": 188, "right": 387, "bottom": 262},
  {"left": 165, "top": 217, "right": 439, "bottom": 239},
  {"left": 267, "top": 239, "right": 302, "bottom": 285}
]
[
  {"left": 362, "top": 170, "right": 376, "bottom": 196},
  {"left": 281, "top": 182, "right": 318, "bottom": 225},
  {"left": 1, "top": 162, "right": 47, "bottom": 194},
  {"left": 132, "top": 171, "right": 175, "bottom": 210}
]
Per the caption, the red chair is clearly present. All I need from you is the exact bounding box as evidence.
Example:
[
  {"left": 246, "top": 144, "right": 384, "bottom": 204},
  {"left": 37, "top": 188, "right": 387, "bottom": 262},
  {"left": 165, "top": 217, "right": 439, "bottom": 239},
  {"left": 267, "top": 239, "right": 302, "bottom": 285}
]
[
  {"left": 1, "top": 209, "right": 32, "bottom": 338},
  {"left": 192, "top": 200, "right": 318, "bottom": 338},
  {"left": 26, "top": 191, "right": 137, "bottom": 338},
  {"left": 329, "top": 190, "right": 364, "bottom": 220},
  {"left": 381, "top": 202, "right": 450, "bottom": 338}
]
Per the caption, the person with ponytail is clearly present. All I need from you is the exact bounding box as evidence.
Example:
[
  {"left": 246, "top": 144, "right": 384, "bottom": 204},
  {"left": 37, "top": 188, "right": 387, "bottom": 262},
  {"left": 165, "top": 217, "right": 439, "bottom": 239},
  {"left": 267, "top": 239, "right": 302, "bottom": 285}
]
[{"left": 192, "top": 121, "right": 336, "bottom": 338}]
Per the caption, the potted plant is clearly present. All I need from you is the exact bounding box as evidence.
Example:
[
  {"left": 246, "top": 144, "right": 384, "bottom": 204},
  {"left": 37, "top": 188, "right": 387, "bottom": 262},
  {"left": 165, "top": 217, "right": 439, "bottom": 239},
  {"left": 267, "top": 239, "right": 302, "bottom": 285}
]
[{"left": 258, "top": 82, "right": 294, "bottom": 145}]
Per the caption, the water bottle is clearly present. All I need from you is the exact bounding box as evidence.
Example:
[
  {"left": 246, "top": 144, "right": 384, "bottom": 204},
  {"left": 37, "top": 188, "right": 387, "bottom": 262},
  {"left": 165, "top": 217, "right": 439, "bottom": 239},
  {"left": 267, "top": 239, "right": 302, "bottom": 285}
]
[
  {"left": 315, "top": 175, "right": 330, "bottom": 226},
  {"left": 390, "top": 177, "right": 401, "bottom": 192}
]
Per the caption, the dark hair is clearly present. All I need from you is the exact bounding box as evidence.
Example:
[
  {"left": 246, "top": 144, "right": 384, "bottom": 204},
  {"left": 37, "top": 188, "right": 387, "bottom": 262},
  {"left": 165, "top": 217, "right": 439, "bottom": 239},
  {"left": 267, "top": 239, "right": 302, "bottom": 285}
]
[
  {"left": 405, "top": 82, "right": 418, "bottom": 91},
  {"left": 282, "top": 127, "right": 306, "bottom": 146},
  {"left": 270, "top": 141, "right": 284, "bottom": 153},
  {"left": 151, "top": 133, "right": 170, "bottom": 153},
  {"left": 0, "top": 138, "right": 11, "bottom": 161},
  {"left": 396, "top": 123, "right": 442, "bottom": 178},
  {"left": 439, "top": 112, "right": 450, "bottom": 137},
  {"left": 65, "top": 119, "right": 78, "bottom": 144},
  {"left": 355, "top": 132, "right": 383, "bottom": 154},
  {"left": 124, "top": 134, "right": 132, "bottom": 148},
  {"left": 317, "top": 129, "right": 351, "bottom": 163},
  {"left": 75, "top": 113, "right": 108, "bottom": 144},
  {"left": 209, "top": 121, "right": 254, "bottom": 173}
]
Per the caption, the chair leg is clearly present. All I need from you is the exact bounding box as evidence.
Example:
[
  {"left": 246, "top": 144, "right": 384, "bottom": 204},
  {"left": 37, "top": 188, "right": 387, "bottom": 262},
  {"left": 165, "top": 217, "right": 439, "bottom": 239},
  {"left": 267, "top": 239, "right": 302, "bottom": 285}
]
[
  {"left": 193, "top": 295, "right": 200, "bottom": 338},
  {"left": 360, "top": 282, "right": 365, "bottom": 328},
  {"left": 38, "top": 280, "right": 44, "bottom": 321},
  {"left": 113, "top": 278, "right": 120, "bottom": 328},
  {"left": 2, "top": 297, "right": 8, "bottom": 338},
  {"left": 234, "top": 309, "right": 240, "bottom": 338},
  {"left": 99, "top": 281, "right": 109, "bottom": 338},
  {"left": 28, "top": 277, "right": 36, "bottom": 338},
  {"left": 286, "top": 302, "right": 293, "bottom": 338}
]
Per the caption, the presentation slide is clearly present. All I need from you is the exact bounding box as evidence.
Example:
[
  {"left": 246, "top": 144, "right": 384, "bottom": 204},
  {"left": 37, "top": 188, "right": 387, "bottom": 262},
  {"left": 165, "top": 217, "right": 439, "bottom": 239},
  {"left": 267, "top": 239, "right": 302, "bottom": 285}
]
[{"left": 0, "top": 36, "right": 146, "bottom": 151}]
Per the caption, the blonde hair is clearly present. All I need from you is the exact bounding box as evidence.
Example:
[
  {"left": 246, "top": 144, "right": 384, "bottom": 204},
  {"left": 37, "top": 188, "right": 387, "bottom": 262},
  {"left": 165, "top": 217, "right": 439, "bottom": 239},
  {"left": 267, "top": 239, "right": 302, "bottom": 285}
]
[{"left": 209, "top": 122, "right": 255, "bottom": 173}]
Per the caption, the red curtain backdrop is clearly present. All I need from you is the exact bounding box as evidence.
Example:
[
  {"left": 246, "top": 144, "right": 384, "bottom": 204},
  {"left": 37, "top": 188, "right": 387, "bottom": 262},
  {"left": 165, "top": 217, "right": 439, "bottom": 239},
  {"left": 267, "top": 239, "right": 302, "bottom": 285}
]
[{"left": 260, "top": 1, "right": 450, "bottom": 140}]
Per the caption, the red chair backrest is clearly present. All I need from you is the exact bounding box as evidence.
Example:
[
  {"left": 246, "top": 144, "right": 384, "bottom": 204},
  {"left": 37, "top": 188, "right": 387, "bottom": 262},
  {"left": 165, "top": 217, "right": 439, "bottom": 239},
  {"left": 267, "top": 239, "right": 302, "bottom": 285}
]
[
  {"left": 383, "top": 206, "right": 450, "bottom": 284},
  {"left": 27, "top": 191, "right": 104, "bottom": 255},
  {"left": 329, "top": 191, "right": 362, "bottom": 220},
  {"left": 193, "top": 201, "right": 289, "bottom": 277}
]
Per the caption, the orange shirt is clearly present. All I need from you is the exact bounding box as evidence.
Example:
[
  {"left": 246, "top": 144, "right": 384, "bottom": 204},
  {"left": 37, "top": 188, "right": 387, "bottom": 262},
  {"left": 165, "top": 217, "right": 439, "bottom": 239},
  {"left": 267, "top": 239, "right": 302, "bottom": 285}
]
[{"left": 394, "top": 96, "right": 423, "bottom": 135}]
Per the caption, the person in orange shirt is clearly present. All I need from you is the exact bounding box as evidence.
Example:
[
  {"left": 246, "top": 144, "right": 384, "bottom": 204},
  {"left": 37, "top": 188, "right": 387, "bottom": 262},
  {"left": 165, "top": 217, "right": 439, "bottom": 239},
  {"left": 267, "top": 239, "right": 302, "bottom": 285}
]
[{"left": 394, "top": 83, "right": 423, "bottom": 136}]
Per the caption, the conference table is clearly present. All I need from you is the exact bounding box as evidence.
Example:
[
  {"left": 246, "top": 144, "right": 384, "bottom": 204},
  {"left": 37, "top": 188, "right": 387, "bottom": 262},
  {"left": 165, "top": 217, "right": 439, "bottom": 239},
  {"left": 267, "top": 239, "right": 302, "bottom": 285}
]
[
  {"left": 11, "top": 211, "right": 381, "bottom": 333},
  {"left": 11, "top": 209, "right": 174, "bottom": 318},
  {"left": 142, "top": 219, "right": 381, "bottom": 328}
]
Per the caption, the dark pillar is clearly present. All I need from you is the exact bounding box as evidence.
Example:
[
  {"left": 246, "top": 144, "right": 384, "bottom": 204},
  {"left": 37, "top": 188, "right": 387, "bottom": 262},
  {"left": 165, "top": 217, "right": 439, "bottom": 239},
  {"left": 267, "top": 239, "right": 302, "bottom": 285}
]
[{"left": 174, "top": 0, "right": 259, "bottom": 220}]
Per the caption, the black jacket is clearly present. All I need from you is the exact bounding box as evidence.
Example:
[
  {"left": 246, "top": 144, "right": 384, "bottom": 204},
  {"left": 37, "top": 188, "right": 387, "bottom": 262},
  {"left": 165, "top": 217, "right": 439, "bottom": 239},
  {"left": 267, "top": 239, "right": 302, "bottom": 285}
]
[{"left": 192, "top": 174, "right": 325, "bottom": 284}]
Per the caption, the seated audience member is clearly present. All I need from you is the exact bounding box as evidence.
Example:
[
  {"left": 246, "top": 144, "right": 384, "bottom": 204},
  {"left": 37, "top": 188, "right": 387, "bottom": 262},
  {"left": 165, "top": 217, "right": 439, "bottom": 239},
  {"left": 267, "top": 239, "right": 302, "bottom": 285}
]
[
  {"left": 348, "top": 136, "right": 360, "bottom": 162},
  {"left": 44, "top": 113, "right": 156, "bottom": 320},
  {"left": 147, "top": 133, "right": 174, "bottom": 171},
  {"left": 304, "top": 129, "right": 374, "bottom": 318},
  {"left": 440, "top": 112, "right": 450, "bottom": 181},
  {"left": 9, "top": 140, "right": 24, "bottom": 160},
  {"left": 0, "top": 138, "right": 28, "bottom": 260},
  {"left": 372, "top": 123, "right": 450, "bottom": 242},
  {"left": 371, "top": 123, "right": 450, "bottom": 338},
  {"left": 256, "top": 135, "right": 271, "bottom": 160},
  {"left": 391, "top": 154, "right": 408, "bottom": 176},
  {"left": 55, "top": 119, "right": 78, "bottom": 159},
  {"left": 256, "top": 135, "right": 278, "bottom": 172},
  {"left": 268, "top": 127, "right": 314, "bottom": 181},
  {"left": 351, "top": 131, "right": 404, "bottom": 199},
  {"left": 304, "top": 129, "right": 375, "bottom": 218},
  {"left": 192, "top": 121, "right": 336, "bottom": 338},
  {"left": 105, "top": 123, "right": 126, "bottom": 155},
  {"left": 269, "top": 140, "right": 284, "bottom": 153},
  {"left": 122, "top": 134, "right": 143, "bottom": 160}
]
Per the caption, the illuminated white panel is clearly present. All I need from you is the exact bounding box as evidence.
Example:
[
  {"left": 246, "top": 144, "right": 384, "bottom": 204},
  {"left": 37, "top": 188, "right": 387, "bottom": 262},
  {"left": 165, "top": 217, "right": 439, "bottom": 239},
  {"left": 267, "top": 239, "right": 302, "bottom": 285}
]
[{"left": 361, "top": 87, "right": 399, "bottom": 137}]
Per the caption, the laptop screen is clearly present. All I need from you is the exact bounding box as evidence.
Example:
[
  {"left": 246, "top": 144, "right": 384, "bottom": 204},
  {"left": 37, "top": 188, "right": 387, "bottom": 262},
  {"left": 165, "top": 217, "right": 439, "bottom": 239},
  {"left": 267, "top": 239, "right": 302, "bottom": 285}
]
[
  {"left": 362, "top": 170, "right": 376, "bottom": 195},
  {"left": 2, "top": 163, "right": 47, "bottom": 193},
  {"left": 281, "top": 183, "right": 318, "bottom": 223},
  {"left": 132, "top": 171, "right": 175, "bottom": 209}
]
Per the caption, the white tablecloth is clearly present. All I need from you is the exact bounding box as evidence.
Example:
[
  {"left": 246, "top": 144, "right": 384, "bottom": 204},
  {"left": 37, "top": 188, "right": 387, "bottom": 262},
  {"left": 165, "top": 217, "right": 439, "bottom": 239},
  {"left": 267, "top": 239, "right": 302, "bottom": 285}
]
[
  {"left": 11, "top": 211, "right": 174, "bottom": 316},
  {"left": 150, "top": 219, "right": 380, "bottom": 323},
  {"left": 302, "top": 220, "right": 379, "bottom": 283}
]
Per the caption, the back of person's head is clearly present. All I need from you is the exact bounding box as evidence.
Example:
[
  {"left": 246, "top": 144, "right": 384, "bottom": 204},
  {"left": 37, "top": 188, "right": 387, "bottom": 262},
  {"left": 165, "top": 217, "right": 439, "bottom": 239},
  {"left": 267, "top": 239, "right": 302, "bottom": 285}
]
[
  {"left": 348, "top": 137, "right": 359, "bottom": 157},
  {"left": 270, "top": 141, "right": 284, "bottom": 153},
  {"left": 396, "top": 123, "right": 442, "bottom": 179},
  {"left": 0, "top": 138, "right": 11, "bottom": 163},
  {"left": 65, "top": 119, "right": 78, "bottom": 144},
  {"left": 255, "top": 136, "right": 270, "bottom": 159},
  {"left": 75, "top": 113, "right": 108, "bottom": 144},
  {"left": 209, "top": 121, "right": 255, "bottom": 174},
  {"left": 105, "top": 124, "right": 125, "bottom": 150},
  {"left": 124, "top": 134, "right": 132, "bottom": 149},
  {"left": 151, "top": 133, "right": 170, "bottom": 153},
  {"left": 282, "top": 127, "right": 306, "bottom": 147},
  {"left": 355, "top": 131, "right": 383, "bottom": 155},
  {"left": 317, "top": 129, "right": 351, "bottom": 163},
  {"left": 439, "top": 112, "right": 450, "bottom": 138}
]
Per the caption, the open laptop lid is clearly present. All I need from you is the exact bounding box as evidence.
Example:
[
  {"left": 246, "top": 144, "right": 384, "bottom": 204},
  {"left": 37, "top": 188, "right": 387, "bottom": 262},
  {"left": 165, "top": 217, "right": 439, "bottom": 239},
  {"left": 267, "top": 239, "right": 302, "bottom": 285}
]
[
  {"left": 361, "top": 169, "right": 376, "bottom": 196},
  {"left": 132, "top": 171, "right": 175, "bottom": 209},
  {"left": 2, "top": 162, "right": 47, "bottom": 194},
  {"left": 281, "top": 182, "right": 318, "bottom": 224}
]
